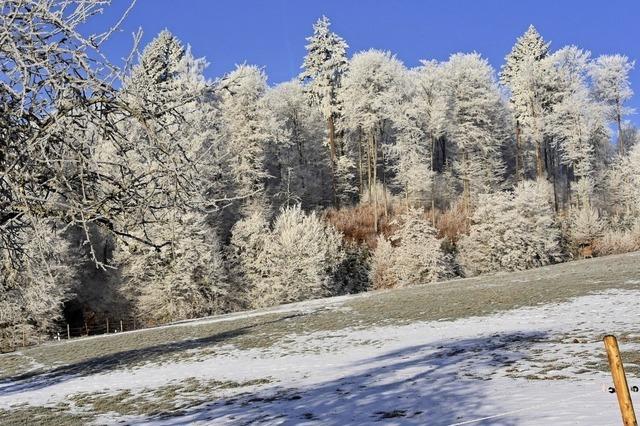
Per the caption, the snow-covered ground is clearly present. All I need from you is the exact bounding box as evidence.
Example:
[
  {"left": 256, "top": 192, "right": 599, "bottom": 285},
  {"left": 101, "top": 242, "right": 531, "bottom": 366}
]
[{"left": 2, "top": 284, "right": 640, "bottom": 425}]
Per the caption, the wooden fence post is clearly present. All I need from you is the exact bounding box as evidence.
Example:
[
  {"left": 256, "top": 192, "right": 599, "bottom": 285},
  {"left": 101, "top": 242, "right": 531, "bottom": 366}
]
[
  {"left": 120, "top": 320, "right": 123, "bottom": 333},
  {"left": 604, "top": 335, "right": 638, "bottom": 426},
  {"left": 67, "top": 324, "right": 70, "bottom": 340},
  {"left": 85, "top": 321, "right": 89, "bottom": 336},
  {"left": 106, "top": 318, "right": 109, "bottom": 334}
]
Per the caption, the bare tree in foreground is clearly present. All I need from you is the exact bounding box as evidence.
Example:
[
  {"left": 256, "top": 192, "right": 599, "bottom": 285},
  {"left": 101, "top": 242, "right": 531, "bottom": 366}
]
[{"left": 0, "top": 0, "right": 232, "bottom": 268}]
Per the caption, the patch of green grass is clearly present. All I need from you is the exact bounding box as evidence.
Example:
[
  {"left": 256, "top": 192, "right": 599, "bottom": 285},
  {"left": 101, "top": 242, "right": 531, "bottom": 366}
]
[
  {"left": 0, "top": 403, "right": 88, "bottom": 426},
  {"left": 69, "top": 377, "right": 272, "bottom": 418}
]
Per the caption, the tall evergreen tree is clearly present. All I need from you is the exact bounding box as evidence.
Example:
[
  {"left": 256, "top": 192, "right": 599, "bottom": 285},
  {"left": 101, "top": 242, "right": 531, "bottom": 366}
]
[
  {"left": 300, "top": 16, "right": 349, "bottom": 205},
  {"left": 500, "top": 25, "right": 552, "bottom": 180},
  {"left": 114, "top": 33, "right": 234, "bottom": 323},
  {"left": 126, "top": 30, "right": 187, "bottom": 113}
]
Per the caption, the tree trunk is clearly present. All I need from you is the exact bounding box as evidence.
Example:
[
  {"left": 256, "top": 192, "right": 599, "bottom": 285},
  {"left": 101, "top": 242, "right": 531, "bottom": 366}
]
[
  {"left": 370, "top": 132, "right": 378, "bottom": 234},
  {"left": 567, "top": 165, "right": 574, "bottom": 208},
  {"left": 366, "top": 133, "right": 372, "bottom": 203},
  {"left": 358, "top": 131, "right": 364, "bottom": 196},
  {"left": 535, "top": 140, "right": 544, "bottom": 179},
  {"left": 380, "top": 126, "right": 389, "bottom": 218},
  {"left": 550, "top": 147, "right": 559, "bottom": 213},
  {"left": 462, "top": 149, "right": 470, "bottom": 229},
  {"left": 431, "top": 134, "right": 437, "bottom": 226},
  {"left": 328, "top": 115, "right": 339, "bottom": 207},
  {"left": 515, "top": 122, "right": 522, "bottom": 184},
  {"left": 616, "top": 99, "right": 624, "bottom": 156}
]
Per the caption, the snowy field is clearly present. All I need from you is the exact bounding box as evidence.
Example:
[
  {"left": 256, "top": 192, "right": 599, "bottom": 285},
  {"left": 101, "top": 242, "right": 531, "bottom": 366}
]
[{"left": 2, "top": 253, "right": 640, "bottom": 425}]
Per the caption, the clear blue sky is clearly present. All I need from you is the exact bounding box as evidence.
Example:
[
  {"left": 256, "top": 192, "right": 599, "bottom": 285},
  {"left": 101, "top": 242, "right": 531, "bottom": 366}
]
[{"left": 86, "top": 0, "right": 640, "bottom": 122}]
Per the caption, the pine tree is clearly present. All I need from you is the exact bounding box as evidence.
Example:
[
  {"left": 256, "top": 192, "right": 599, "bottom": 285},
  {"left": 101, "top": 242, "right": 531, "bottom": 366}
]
[
  {"left": 126, "top": 30, "right": 187, "bottom": 114},
  {"left": 300, "top": 16, "right": 349, "bottom": 204},
  {"left": 116, "top": 32, "right": 221, "bottom": 243},
  {"left": 589, "top": 54, "right": 635, "bottom": 155},
  {"left": 332, "top": 242, "right": 371, "bottom": 295},
  {"left": 500, "top": 25, "right": 552, "bottom": 180},
  {"left": 112, "top": 34, "right": 234, "bottom": 323}
]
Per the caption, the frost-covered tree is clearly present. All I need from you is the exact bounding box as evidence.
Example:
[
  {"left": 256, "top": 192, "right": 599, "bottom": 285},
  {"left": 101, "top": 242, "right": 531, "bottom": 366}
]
[
  {"left": 118, "top": 31, "right": 224, "bottom": 220},
  {"left": 370, "top": 208, "right": 446, "bottom": 288},
  {"left": 112, "top": 34, "right": 235, "bottom": 323},
  {"left": 247, "top": 205, "right": 344, "bottom": 308},
  {"left": 0, "top": 1, "right": 206, "bottom": 267},
  {"left": 0, "top": 221, "right": 75, "bottom": 343},
  {"left": 340, "top": 50, "right": 409, "bottom": 230},
  {"left": 393, "top": 61, "right": 449, "bottom": 206},
  {"left": 607, "top": 142, "right": 640, "bottom": 218},
  {"left": 500, "top": 25, "right": 552, "bottom": 180},
  {"left": 370, "top": 236, "right": 397, "bottom": 290},
  {"left": 114, "top": 211, "right": 230, "bottom": 324},
  {"left": 445, "top": 53, "right": 508, "bottom": 212},
  {"left": 567, "top": 206, "right": 605, "bottom": 249},
  {"left": 225, "top": 209, "right": 269, "bottom": 307},
  {"left": 620, "top": 123, "right": 640, "bottom": 153},
  {"left": 125, "top": 30, "right": 187, "bottom": 113},
  {"left": 547, "top": 46, "right": 608, "bottom": 208},
  {"left": 217, "top": 65, "right": 270, "bottom": 214},
  {"left": 261, "top": 81, "right": 333, "bottom": 210},
  {"left": 335, "top": 155, "right": 359, "bottom": 205},
  {"left": 589, "top": 54, "right": 635, "bottom": 155},
  {"left": 300, "top": 16, "right": 349, "bottom": 203},
  {"left": 459, "top": 180, "right": 562, "bottom": 275},
  {"left": 390, "top": 208, "right": 448, "bottom": 286}
]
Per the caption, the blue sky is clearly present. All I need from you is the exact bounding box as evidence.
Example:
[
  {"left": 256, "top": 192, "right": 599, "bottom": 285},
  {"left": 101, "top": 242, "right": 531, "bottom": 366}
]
[{"left": 86, "top": 0, "right": 640, "bottom": 121}]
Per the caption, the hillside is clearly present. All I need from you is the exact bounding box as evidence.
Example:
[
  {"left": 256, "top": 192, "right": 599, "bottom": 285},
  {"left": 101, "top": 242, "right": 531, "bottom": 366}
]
[{"left": 2, "top": 252, "right": 640, "bottom": 425}]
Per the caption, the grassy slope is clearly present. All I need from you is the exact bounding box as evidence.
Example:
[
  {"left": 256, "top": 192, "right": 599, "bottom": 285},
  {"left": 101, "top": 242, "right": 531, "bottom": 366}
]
[
  {"left": 2, "top": 252, "right": 640, "bottom": 424},
  {"left": 2, "top": 251, "right": 639, "bottom": 382}
]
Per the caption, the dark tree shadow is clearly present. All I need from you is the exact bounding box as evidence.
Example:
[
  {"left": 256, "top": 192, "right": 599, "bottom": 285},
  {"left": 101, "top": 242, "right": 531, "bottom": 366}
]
[
  {"left": 0, "top": 314, "right": 303, "bottom": 396},
  {"left": 146, "top": 331, "right": 547, "bottom": 425}
]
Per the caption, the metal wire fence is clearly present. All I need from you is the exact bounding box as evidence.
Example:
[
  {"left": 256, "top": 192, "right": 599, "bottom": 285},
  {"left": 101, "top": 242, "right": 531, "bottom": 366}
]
[{"left": 0, "top": 317, "right": 146, "bottom": 353}]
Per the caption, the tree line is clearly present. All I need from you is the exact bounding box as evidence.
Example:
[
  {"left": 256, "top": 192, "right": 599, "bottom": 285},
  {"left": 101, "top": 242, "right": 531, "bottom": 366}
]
[{"left": 1, "top": 1, "right": 638, "bottom": 344}]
